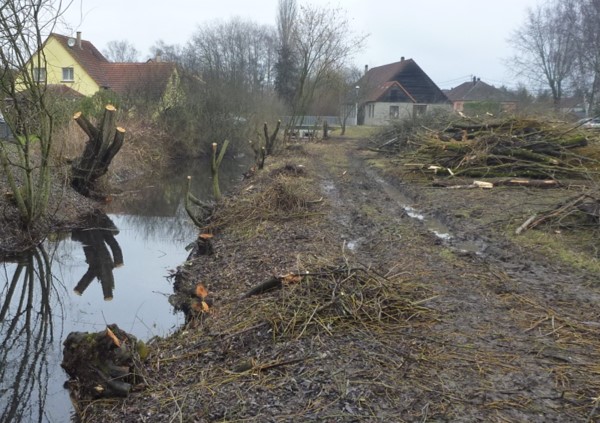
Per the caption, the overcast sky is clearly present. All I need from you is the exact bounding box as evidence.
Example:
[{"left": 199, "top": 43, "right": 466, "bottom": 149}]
[{"left": 60, "top": 0, "right": 542, "bottom": 90}]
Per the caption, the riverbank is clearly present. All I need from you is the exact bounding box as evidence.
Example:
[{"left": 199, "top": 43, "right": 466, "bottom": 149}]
[
  {"left": 77, "top": 136, "right": 600, "bottom": 422},
  {"left": 0, "top": 167, "right": 99, "bottom": 256}
]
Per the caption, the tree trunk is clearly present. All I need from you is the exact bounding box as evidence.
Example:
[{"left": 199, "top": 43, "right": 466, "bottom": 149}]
[{"left": 71, "top": 105, "right": 125, "bottom": 196}]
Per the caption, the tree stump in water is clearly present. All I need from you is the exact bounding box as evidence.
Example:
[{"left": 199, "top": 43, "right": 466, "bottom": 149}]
[
  {"left": 62, "top": 324, "right": 147, "bottom": 399},
  {"left": 71, "top": 104, "right": 125, "bottom": 196}
]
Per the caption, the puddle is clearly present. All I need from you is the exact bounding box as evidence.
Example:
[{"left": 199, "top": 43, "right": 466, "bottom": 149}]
[
  {"left": 346, "top": 240, "right": 358, "bottom": 251},
  {"left": 370, "top": 171, "right": 486, "bottom": 255},
  {"left": 403, "top": 206, "right": 425, "bottom": 221}
]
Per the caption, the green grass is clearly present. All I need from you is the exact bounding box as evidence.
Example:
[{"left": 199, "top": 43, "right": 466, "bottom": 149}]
[
  {"left": 16, "top": 134, "right": 41, "bottom": 144},
  {"left": 515, "top": 229, "right": 600, "bottom": 274},
  {"left": 329, "top": 125, "right": 379, "bottom": 139}
]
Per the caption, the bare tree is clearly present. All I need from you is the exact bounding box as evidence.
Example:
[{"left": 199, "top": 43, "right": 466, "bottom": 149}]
[
  {"left": 186, "top": 18, "right": 276, "bottom": 93},
  {"left": 333, "top": 67, "right": 363, "bottom": 135},
  {"left": 164, "top": 18, "right": 280, "bottom": 154},
  {"left": 0, "top": 0, "right": 71, "bottom": 227},
  {"left": 274, "top": 0, "right": 298, "bottom": 106},
  {"left": 571, "top": 0, "right": 600, "bottom": 116},
  {"left": 103, "top": 39, "right": 139, "bottom": 62},
  {"left": 150, "top": 40, "right": 184, "bottom": 63},
  {"left": 285, "top": 4, "right": 365, "bottom": 138},
  {"left": 510, "top": 1, "right": 577, "bottom": 111}
]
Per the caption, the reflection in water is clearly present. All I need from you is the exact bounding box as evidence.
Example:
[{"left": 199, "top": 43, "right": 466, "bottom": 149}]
[
  {"left": 107, "top": 156, "right": 251, "bottom": 219},
  {"left": 114, "top": 203, "right": 194, "bottom": 246},
  {"left": 0, "top": 246, "right": 56, "bottom": 423},
  {"left": 71, "top": 213, "right": 123, "bottom": 300},
  {"left": 0, "top": 156, "right": 250, "bottom": 421}
]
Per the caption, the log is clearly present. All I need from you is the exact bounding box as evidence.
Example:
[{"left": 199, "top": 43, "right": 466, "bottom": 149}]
[
  {"left": 495, "top": 179, "right": 560, "bottom": 188},
  {"left": 100, "top": 105, "right": 118, "bottom": 157},
  {"left": 73, "top": 111, "right": 99, "bottom": 139},
  {"left": 264, "top": 120, "right": 281, "bottom": 155},
  {"left": 515, "top": 214, "right": 538, "bottom": 235}
]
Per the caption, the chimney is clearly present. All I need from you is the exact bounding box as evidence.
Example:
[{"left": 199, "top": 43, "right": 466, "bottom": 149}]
[
  {"left": 155, "top": 52, "right": 162, "bottom": 62},
  {"left": 400, "top": 56, "right": 405, "bottom": 62},
  {"left": 364, "top": 64, "right": 368, "bottom": 74},
  {"left": 76, "top": 31, "right": 82, "bottom": 48},
  {"left": 472, "top": 76, "right": 477, "bottom": 84}
]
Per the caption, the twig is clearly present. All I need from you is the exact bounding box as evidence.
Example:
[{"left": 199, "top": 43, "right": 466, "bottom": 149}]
[{"left": 515, "top": 213, "right": 538, "bottom": 235}]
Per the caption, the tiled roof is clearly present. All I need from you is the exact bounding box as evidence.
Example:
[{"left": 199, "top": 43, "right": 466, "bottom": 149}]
[
  {"left": 360, "top": 59, "right": 449, "bottom": 104},
  {"left": 49, "top": 33, "right": 176, "bottom": 98},
  {"left": 446, "top": 79, "right": 515, "bottom": 102},
  {"left": 50, "top": 33, "right": 110, "bottom": 87},
  {"left": 102, "top": 62, "right": 176, "bottom": 97},
  {"left": 46, "top": 84, "right": 85, "bottom": 98}
]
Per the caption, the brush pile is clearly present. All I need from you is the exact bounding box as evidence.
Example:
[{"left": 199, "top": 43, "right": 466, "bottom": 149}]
[{"left": 374, "top": 116, "right": 600, "bottom": 180}]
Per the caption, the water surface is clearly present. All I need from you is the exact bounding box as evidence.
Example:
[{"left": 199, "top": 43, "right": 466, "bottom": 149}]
[{"left": 0, "top": 155, "right": 249, "bottom": 422}]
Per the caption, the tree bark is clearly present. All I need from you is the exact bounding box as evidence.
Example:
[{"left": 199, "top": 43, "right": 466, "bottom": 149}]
[{"left": 71, "top": 105, "right": 125, "bottom": 196}]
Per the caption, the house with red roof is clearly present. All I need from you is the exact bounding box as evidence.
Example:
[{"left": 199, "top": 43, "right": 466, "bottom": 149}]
[
  {"left": 358, "top": 57, "right": 451, "bottom": 125},
  {"left": 24, "top": 32, "right": 181, "bottom": 109}
]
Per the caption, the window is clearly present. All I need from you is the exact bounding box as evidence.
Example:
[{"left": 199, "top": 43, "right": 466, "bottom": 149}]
[
  {"left": 33, "top": 67, "right": 46, "bottom": 82},
  {"left": 389, "top": 105, "right": 400, "bottom": 119},
  {"left": 368, "top": 104, "right": 375, "bottom": 118},
  {"left": 413, "top": 104, "right": 427, "bottom": 116},
  {"left": 62, "top": 67, "right": 74, "bottom": 81}
]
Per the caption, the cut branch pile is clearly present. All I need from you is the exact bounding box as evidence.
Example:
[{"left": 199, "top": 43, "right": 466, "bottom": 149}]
[
  {"left": 376, "top": 117, "right": 600, "bottom": 180},
  {"left": 516, "top": 190, "right": 600, "bottom": 233},
  {"left": 207, "top": 167, "right": 323, "bottom": 235}
]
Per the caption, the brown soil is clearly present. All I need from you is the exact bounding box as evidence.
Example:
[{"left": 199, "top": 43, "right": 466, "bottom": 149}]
[{"left": 78, "top": 137, "right": 599, "bottom": 422}]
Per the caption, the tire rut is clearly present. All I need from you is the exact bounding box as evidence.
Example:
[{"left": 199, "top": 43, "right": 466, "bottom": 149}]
[{"left": 310, "top": 138, "right": 600, "bottom": 422}]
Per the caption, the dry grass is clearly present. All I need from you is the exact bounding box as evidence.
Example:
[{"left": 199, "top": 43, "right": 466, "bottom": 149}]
[
  {"left": 74, "top": 136, "right": 600, "bottom": 422},
  {"left": 208, "top": 164, "right": 324, "bottom": 238},
  {"left": 78, "top": 258, "right": 437, "bottom": 422}
]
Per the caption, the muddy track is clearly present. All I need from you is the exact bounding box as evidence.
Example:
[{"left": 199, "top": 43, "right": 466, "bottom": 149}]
[
  {"left": 82, "top": 137, "right": 600, "bottom": 423},
  {"left": 311, "top": 138, "right": 600, "bottom": 422}
]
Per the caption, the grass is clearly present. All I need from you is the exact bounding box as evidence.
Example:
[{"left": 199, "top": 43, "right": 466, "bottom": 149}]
[
  {"left": 516, "top": 228, "right": 600, "bottom": 274},
  {"left": 329, "top": 125, "right": 379, "bottom": 139}
]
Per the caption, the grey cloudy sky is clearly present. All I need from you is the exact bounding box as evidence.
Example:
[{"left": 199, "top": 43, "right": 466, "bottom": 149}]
[{"left": 60, "top": 0, "right": 542, "bottom": 90}]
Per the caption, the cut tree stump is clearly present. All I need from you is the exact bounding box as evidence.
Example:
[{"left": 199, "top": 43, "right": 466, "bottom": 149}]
[
  {"left": 62, "top": 324, "right": 147, "bottom": 399},
  {"left": 71, "top": 105, "right": 125, "bottom": 196}
]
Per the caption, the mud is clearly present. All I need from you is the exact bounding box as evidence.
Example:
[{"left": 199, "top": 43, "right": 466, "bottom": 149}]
[{"left": 78, "top": 137, "right": 600, "bottom": 422}]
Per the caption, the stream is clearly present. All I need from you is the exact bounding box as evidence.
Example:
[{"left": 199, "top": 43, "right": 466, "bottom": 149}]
[{"left": 0, "top": 155, "right": 250, "bottom": 422}]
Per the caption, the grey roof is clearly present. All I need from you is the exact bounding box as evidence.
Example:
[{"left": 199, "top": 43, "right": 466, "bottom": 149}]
[
  {"left": 359, "top": 59, "right": 450, "bottom": 104},
  {"left": 446, "top": 79, "right": 515, "bottom": 102}
]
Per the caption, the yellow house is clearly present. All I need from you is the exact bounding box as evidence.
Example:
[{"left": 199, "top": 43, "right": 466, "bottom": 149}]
[
  {"left": 25, "top": 32, "right": 182, "bottom": 107},
  {"left": 27, "top": 32, "right": 107, "bottom": 96}
]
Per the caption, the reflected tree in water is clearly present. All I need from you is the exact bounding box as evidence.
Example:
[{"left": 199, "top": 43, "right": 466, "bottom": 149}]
[
  {"left": 0, "top": 246, "right": 56, "bottom": 423},
  {"left": 71, "top": 213, "right": 123, "bottom": 301}
]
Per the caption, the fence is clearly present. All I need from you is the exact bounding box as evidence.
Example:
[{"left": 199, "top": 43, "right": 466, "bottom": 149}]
[{"left": 280, "top": 116, "right": 341, "bottom": 128}]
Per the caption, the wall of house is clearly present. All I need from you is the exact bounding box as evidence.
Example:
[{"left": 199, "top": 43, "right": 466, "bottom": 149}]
[
  {"left": 363, "top": 102, "right": 451, "bottom": 126},
  {"left": 454, "top": 100, "right": 518, "bottom": 115},
  {"left": 27, "top": 37, "right": 100, "bottom": 96}
]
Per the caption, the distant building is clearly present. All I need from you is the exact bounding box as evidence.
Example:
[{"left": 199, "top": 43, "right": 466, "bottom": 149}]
[
  {"left": 0, "top": 111, "right": 13, "bottom": 140},
  {"left": 357, "top": 57, "right": 451, "bottom": 126},
  {"left": 21, "top": 32, "right": 182, "bottom": 110},
  {"left": 559, "top": 96, "right": 586, "bottom": 118},
  {"left": 444, "top": 77, "right": 517, "bottom": 115}
]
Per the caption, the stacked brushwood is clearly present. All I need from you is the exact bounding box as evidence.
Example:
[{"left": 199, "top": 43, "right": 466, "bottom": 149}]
[{"left": 375, "top": 117, "right": 600, "bottom": 180}]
